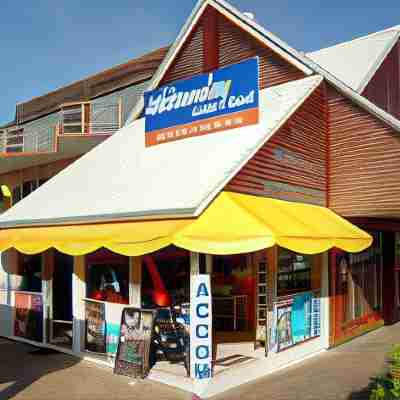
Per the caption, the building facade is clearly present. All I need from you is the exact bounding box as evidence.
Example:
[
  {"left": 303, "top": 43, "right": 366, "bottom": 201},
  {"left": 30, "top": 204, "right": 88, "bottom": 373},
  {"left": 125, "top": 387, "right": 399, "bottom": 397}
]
[{"left": 0, "top": 0, "right": 399, "bottom": 395}]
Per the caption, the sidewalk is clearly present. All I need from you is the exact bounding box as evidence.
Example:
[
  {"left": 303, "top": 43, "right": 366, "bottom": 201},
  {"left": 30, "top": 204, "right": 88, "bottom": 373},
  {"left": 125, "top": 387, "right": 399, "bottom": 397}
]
[
  {"left": 0, "top": 323, "right": 398, "bottom": 400},
  {"left": 213, "top": 323, "right": 400, "bottom": 400},
  {"left": 0, "top": 338, "right": 190, "bottom": 400}
]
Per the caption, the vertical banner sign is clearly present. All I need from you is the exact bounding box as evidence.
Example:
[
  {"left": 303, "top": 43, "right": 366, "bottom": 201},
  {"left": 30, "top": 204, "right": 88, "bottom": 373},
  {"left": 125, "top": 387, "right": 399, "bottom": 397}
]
[
  {"left": 144, "top": 58, "right": 259, "bottom": 147},
  {"left": 190, "top": 274, "right": 212, "bottom": 380}
]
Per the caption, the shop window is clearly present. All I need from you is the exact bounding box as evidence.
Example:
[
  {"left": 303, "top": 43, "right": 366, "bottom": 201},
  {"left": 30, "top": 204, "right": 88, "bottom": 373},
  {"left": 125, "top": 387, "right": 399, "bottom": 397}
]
[
  {"left": 277, "top": 249, "right": 311, "bottom": 296},
  {"left": 86, "top": 261, "right": 129, "bottom": 304},
  {"left": 12, "top": 179, "right": 40, "bottom": 205},
  {"left": 141, "top": 249, "right": 190, "bottom": 308},
  {"left": 340, "top": 231, "right": 383, "bottom": 323},
  {"left": 17, "top": 254, "right": 42, "bottom": 293}
]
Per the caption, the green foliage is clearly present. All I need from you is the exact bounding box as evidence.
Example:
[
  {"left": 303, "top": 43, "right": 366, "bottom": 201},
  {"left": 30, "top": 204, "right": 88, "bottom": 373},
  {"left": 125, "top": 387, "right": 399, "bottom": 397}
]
[{"left": 369, "top": 345, "right": 400, "bottom": 400}]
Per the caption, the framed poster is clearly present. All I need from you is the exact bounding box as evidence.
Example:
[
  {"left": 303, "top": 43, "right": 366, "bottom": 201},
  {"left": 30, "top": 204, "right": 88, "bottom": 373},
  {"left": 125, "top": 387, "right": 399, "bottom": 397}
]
[
  {"left": 114, "top": 308, "right": 156, "bottom": 379},
  {"left": 85, "top": 300, "right": 106, "bottom": 353},
  {"left": 269, "top": 292, "right": 321, "bottom": 353},
  {"left": 14, "top": 292, "right": 43, "bottom": 342}
]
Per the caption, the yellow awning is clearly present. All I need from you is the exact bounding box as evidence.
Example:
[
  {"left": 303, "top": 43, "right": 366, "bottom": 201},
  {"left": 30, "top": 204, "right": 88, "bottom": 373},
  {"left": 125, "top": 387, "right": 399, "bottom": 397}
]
[{"left": 0, "top": 191, "right": 372, "bottom": 256}]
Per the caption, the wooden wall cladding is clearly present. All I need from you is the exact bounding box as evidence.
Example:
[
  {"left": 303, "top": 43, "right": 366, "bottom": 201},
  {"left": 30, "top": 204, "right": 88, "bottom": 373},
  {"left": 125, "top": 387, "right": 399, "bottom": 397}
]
[
  {"left": 0, "top": 158, "right": 78, "bottom": 190},
  {"left": 217, "top": 14, "right": 305, "bottom": 89},
  {"left": 362, "top": 42, "right": 400, "bottom": 120},
  {"left": 160, "top": 23, "right": 204, "bottom": 85},
  {"left": 16, "top": 47, "right": 168, "bottom": 125},
  {"left": 226, "top": 84, "right": 327, "bottom": 200},
  {"left": 160, "top": 7, "right": 305, "bottom": 89},
  {"left": 328, "top": 85, "right": 400, "bottom": 218}
]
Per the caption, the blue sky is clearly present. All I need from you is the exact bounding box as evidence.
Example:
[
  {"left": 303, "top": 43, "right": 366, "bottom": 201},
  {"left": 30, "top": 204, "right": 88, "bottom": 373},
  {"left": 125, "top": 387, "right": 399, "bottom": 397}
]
[{"left": 1, "top": 0, "right": 399, "bottom": 125}]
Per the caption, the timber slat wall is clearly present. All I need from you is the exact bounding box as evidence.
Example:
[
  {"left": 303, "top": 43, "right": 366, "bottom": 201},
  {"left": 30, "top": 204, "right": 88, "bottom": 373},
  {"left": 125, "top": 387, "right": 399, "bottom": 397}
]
[
  {"left": 17, "top": 47, "right": 168, "bottom": 124},
  {"left": 218, "top": 15, "right": 305, "bottom": 89},
  {"left": 0, "top": 158, "right": 78, "bottom": 190},
  {"left": 328, "top": 85, "right": 400, "bottom": 218},
  {"left": 227, "top": 84, "right": 327, "bottom": 196},
  {"left": 362, "top": 42, "right": 400, "bottom": 120},
  {"left": 161, "top": 24, "right": 204, "bottom": 84},
  {"left": 160, "top": 6, "right": 305, "bottom": 89}
]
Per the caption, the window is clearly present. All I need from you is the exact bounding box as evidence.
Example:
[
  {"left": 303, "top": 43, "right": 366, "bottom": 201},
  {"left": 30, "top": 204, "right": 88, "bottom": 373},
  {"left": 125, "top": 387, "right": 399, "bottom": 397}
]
[
  {"left": 12, "top": 179, "right": 41, "bottom": 205},
  {"left": 5, "top": 128, "right": 24, "bottom": 153},
  {"left": 86, "top": 262, "right": 129, "bottom": 304},
  {"left": 340, "top": 231, "right": 383, "bottom": 323},
  {"left": 17, "top": 254, "right": 42, "bottom": 293},
  {"left": 277, "top": 249, "right": 311, "bottom": 296},
  {"left": 62, "top": 104, "right": 83, "bottom": 134}
]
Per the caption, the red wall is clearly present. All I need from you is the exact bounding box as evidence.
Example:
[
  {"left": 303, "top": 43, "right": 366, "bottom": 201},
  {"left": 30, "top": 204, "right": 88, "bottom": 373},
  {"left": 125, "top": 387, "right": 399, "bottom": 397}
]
[
  {"left": 362, "top": 42, "right": 400, "bottom": 120},
  {"left": 226, "top": 84, "right": 327, "bottom": 204}
]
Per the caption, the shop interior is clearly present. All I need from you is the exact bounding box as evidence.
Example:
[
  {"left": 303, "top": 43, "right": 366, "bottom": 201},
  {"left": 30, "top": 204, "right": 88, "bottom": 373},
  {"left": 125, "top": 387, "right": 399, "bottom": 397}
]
[{"left": 50, "top": 251, "right": 73, "bottom": 348}]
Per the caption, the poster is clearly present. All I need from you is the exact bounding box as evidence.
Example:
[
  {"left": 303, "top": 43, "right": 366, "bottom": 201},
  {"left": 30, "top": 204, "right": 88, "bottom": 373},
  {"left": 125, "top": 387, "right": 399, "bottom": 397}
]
[
  {"left": 269, "top": 292, "right": 320, "bottom": 353},
  {"left": 291, "top": 292, "right": 312, "bottom": 344},
  {"left": 190, "top": 274, "right": 212, "bottom": 380},
  {"left": 114, "top": 308, "right": 156, "bottom": 379},
  {"left": 276, "top": 303, "right": 293, "bottom": 351},
  {"left": 105, "top": 301, "right": 126, "bottom": 357},
  {"left": 14, "top": 292, "right": 43, "bottom": 342},
  {"left": 85, "top": 300, "right": 106, "bottom": 353}
]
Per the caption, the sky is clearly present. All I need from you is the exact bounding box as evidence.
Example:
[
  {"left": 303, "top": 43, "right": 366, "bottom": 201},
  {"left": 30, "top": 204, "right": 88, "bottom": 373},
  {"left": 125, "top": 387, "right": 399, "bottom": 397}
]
[{"left": 1, "top": 0, "right": 399, "bottom": 125}]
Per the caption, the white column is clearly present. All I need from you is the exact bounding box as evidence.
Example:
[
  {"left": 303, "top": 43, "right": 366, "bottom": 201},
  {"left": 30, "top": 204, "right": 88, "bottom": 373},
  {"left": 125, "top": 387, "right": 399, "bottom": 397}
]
[
  {"left": 320, "top": 252, "right": 330, "bottom": 349},
  {"left": 190, "top": 252, "right": 200, "bottom": 276},
  {"left": 42, "top": 279, "right": 50, "bottom": 344},
  {"left": 72, "top": 256, "right": 86, "bottom": 353},
  {"left": 129, "top": 257, "right": 142, "bottom": 307},
  {"left": 205, "top": 254, "right": 213, "bottom": 275}
]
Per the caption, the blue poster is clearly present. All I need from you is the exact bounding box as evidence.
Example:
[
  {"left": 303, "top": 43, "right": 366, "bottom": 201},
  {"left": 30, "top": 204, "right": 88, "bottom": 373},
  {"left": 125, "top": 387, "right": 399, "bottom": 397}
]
[
  {"left": 143, "top": 58, "right": 259, "bottom": 146},
  {"left": 106, "top": 323, "right": 120, "bottom": 355},
  {"left": 291, "top": 292, "right": 312, "bottom": 344}
]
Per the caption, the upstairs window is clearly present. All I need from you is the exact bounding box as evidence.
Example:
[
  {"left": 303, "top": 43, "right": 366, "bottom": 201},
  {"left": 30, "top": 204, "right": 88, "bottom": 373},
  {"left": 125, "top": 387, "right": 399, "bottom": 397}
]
[
  {"left": 62, "top": 104, "right": 83, "bottom": 134},
  {"left": 5, "top": 128, "right": 24, "bottom": 153}
]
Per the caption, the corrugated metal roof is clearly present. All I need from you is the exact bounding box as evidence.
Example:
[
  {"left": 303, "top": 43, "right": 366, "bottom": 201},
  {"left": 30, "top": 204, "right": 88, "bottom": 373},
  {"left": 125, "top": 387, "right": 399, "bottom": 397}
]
[
  {"left": 307, "top": 27, "right": 400, "bottom": 93},
  {"left": 15, "top": 47, "right": 169, "bottom": 124},
  {"left": 0, "top": 75, "right": 323, "bottom": 228}
]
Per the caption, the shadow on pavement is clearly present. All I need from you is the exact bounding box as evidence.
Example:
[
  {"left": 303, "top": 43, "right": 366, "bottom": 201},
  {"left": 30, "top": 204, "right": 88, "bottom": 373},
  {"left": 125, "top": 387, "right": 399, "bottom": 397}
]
[{"left": 0, "top": 338, "right": 79, "bottom": 400}]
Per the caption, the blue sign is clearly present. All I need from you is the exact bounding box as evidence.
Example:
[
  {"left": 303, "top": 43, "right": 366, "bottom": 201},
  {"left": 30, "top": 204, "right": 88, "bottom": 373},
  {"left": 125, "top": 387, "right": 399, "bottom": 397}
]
[
  {"left": 144, "top": 58, "right": 259, "bottom": 146},
  {"left": 190, "top": 274, "right": 212, "bottom": 380},
  {"left": 291, "top": 292, "right": 312, "bottom": 343}
]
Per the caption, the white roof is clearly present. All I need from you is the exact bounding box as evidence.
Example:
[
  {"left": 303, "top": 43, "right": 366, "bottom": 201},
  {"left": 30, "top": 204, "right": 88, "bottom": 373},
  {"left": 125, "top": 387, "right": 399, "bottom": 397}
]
[
  {"left": 308, "top": 27, "right": 400, "bottom": 93},
  {"left": 0, "top": 75, "right": 323, "bottom": 228}
]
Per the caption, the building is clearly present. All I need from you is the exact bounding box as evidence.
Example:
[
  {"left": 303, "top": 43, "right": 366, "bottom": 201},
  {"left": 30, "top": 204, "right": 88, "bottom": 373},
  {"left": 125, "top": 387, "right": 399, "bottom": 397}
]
[{"left": 0, "top": 0, "right": 399, "bottom": 396}]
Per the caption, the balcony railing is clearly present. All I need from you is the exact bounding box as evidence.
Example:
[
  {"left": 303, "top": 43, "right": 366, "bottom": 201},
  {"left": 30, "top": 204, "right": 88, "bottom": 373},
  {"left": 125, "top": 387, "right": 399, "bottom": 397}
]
[
  {"left": 0, "top": 80, "right": 148, "bottom": 156},
  {"left": 0, "top": 125, "right": 57, "bottom": 155}
]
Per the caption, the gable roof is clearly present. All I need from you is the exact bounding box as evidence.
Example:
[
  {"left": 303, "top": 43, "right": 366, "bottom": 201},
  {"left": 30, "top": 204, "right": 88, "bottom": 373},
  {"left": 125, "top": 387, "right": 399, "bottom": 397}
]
[
  {"left": 0, "top": 76, "right": 323, "bottom": 228},
  {"left": 308, "top": 27, "right": 400, "bottom": 93},
  {"left": 127, "top": 0, "right": 400, "bottom": 136}
]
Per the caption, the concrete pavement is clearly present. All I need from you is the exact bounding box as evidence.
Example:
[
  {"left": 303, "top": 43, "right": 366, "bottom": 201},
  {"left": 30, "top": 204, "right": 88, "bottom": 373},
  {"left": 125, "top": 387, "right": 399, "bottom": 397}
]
[{"left": 0, "top": 323, "right": 399, "bottom": 399}]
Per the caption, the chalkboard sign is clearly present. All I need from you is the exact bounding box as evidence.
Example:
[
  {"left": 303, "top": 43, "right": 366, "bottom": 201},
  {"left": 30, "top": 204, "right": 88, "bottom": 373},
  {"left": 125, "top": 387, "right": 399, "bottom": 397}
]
[{"left": 114, "top": 308, "right": 156, "bottom": 379}]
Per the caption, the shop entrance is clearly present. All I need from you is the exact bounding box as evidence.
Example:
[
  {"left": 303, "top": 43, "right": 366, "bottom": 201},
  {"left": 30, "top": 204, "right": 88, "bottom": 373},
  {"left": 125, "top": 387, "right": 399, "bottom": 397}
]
[
  {"left": 212, "top": 255, "right": 255, "bottom": 343},
  {"left": 49, "top": 251, "right": 73, "bottom": 348},
  {"left": 141, "top": 248, "right": 256, "bottom": 344}
]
